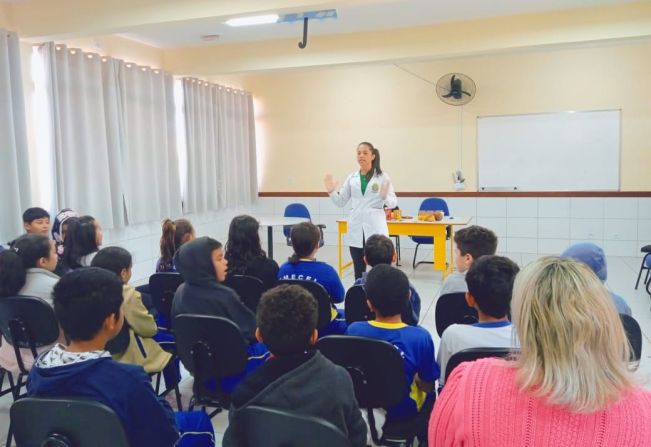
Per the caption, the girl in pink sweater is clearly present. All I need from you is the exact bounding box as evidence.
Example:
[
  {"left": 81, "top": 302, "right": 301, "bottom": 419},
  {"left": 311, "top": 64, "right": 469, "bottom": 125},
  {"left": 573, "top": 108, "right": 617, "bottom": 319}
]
[{"left": 429, "top": 257, "right": 651, "bottom": 446}]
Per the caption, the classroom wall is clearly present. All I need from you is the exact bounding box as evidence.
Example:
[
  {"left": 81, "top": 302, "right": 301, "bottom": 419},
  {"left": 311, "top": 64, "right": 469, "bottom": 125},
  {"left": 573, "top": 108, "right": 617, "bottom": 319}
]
[
  {"left": 208, "top": 38, "right": 651, "bottom": 193},
  {"left": 0, "top": 4, "right": 10, "bottom": 29}
]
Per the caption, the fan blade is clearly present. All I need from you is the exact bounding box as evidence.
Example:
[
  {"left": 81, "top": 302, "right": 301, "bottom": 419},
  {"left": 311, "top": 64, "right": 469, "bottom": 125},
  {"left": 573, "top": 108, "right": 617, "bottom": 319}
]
[
  {"left": 462, "top": 90, "right": 472, "bottom": 96},
  {"left": 442, "top": 92, "right": 454, "bottom": 98},
  {"left": 449, "top": 74, "right": 456, "bottom": 88}
]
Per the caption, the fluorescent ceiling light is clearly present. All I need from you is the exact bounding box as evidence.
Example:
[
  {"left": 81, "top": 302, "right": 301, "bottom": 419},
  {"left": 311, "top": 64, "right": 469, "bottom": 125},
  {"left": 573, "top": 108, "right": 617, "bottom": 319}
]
[{"left": 225, "top": 14, "right": 279, "bottom": 27}]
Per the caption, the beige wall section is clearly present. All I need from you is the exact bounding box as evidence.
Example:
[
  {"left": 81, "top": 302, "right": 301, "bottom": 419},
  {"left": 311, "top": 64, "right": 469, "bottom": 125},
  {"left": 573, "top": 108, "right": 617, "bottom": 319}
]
[
  {"left": 210, "top": 39, "right": 651, "bottom": 192},
  {"left": 164, "top": 1, "right": 651, "bottom": 75},
  {"left": 0, "top": 4, "right": 11, "bottom": 28}
]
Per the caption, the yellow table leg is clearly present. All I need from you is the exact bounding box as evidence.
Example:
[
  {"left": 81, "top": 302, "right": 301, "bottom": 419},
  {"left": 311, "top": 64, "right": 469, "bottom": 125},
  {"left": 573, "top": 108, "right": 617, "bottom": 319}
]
[
  {"left": 433, "top": 225, "right": 449, "bottom": 278},
  {"left": 338, "top": 221, "right": 344, "bottom": 277}
]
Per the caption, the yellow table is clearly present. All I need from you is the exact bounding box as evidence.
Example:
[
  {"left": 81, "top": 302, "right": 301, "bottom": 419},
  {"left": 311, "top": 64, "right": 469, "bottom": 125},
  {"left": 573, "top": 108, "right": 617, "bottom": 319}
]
[{"left": 337, "top": 217, "right": 472, "bottom": 278}]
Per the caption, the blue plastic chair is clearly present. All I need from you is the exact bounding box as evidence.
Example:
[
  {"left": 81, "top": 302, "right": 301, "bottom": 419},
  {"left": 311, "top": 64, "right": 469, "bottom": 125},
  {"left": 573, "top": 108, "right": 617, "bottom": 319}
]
[
  {"left": 410, "top": 198, "right": 450, "bottom": 269},
  {"left": 283, "top": 203, "right": 325, "bottom": 247}
]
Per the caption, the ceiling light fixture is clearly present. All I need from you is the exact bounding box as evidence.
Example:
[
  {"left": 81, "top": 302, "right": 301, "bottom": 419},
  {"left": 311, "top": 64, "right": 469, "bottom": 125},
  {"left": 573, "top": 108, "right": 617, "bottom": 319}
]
[{"left": 225, "top": 14, "right": 279, "bottom": 27}]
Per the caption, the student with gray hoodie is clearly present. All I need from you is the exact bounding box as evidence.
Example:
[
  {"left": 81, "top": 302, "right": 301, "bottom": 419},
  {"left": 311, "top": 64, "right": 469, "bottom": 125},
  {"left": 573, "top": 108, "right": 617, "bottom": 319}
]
[{"left": 223, "top": 284, "right": 367, "bottom": 446}]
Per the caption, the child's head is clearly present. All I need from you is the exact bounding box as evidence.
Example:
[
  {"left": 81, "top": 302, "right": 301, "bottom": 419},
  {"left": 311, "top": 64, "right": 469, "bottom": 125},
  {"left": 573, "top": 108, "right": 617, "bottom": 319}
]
[
  {"left": 226, "top": 215, "right": 264, "bottom": 275},
  {"left": 465, "top": 255, "right": 520, "bottom": 319},
  {"left": 256, "top": 284, "right": 318, "bottom": 356},
  {"left": 175, "top": 236, "right": 228, "bottom": 284},
  {"left": 22, "top": 207, "right": 50, "bottom": 235},
  {"left": 159, "top": 218, "right": 195, "bottom": 267},
  {"left": 289, "top": 222, "right": 320, "bottom": 264},
  {"left": 365, "top": 264, "right": 409, "bottom": 318},
  {"left": 453, "top": 225, "right": 498, "bottom": 272},
  {"left": 560, "top": 242, "right": 607, "bottom": 283},
  {"left": 63, "top": 216, "right": 102, "bottom": 268},
  {"left": 91, "top": 246, "right": 133, "bottom": 284},
  {"left": 363, "top": 234, "right": 396, "bottom": 267},
  {"left": 0, "top": 234, "right": 57, "bottom": 296},
  {"left": 52, "top": 208, "right": 79, "bottom": 245},
  {"left": 53, "top": 267, "right": 124, "bottom": 344}
]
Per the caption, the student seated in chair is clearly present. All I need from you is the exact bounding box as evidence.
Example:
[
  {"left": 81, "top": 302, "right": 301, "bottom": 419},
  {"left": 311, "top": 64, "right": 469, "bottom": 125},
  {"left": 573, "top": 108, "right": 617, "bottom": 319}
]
[
  {"left": 438, "top": 225, "right": 497, "bottom": 298},
  {"left": 278, "top": 222, "right": 347, "bottom": 335},
  {"left": 437, "top": 255, "right": 519, "bottom": 385},
  {"left": 222, "top": 284, "right": 367, "bottom": 447},
  {"left": 346, "top": 264, "right": 439, "bottom": 435},
  {"left": 27, "top": 267, "right": 180, "bottom": 447},
  {"left": 354, "top": 234, "right": 421, "bottom": 325},
  {"left": 172, "top": 237, "right": 269, "bottom": 382},
  {"left": 91, "top": 247, "right": 177, "bottom": 388}
]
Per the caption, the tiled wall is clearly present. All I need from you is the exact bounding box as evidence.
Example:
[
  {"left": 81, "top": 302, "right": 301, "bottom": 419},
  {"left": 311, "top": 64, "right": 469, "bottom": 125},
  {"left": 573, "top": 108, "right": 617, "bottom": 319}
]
[{"left": 107, "top": 196, "right": 651, "bottom": 284}]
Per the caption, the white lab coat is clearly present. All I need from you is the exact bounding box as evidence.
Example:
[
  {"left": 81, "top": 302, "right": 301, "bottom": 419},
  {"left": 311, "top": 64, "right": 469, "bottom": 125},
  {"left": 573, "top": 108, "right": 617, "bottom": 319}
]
[{"left": 329, "top": 171, "right": 397, "bottom": 248}]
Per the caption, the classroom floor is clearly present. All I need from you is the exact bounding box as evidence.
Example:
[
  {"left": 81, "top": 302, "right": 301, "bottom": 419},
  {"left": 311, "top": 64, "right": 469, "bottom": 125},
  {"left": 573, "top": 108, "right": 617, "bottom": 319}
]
[{"left": 0, "top": 243, "right": 648, "bottom": 446}]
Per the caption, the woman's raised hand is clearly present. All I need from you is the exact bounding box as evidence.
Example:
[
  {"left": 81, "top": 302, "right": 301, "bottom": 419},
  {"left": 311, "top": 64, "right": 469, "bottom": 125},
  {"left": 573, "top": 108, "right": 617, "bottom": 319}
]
[{"left": 324, "top": 174, "right": 338, "bottom": 193}]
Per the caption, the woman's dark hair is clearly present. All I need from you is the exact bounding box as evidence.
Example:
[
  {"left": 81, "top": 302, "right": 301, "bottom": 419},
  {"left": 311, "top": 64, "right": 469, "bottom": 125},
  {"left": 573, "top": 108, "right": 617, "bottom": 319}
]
[
  {"left": 289, "top": 222, "right": 321, "bottom": 264},
  {"left": 159, "top": 218, "right": 194, "bottom": 272},
  {"left": 0, "top": 234, "right": 52, "bottom": 296},
  {"left": 91, "top": 246, "right": 133, "bottom": 277},
  {"left": 225, "top": 215, "right": 265, "bottom": 275},
  {"left": 358, "top": 141, "right": 383, "bottom": 181},
  {"left": 62, "top": 216, "right": 99, "bottom": 269}
]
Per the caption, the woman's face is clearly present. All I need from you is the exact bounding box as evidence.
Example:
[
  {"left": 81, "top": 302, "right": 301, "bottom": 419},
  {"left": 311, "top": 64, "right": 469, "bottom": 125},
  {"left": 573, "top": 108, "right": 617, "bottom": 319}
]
[
  {"left": 357, "top": 144, "right": 375, "bottom": 172},
  {"left": 212, "top": 247, "right": 228, "bottom": 282}
]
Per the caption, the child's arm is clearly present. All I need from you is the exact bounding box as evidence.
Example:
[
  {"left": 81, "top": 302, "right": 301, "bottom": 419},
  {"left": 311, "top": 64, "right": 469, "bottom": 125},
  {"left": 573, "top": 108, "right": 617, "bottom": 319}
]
[
  {"left": 326, "top": 265, "right": 345, "bottom": 303},
  {"left": 417, "top": 332, "right": 441, "bottom": 392},
  {"left": 124, "top": 287, "right": 157, "bottom": 338},
  {"left": 415, "top": 372, "right": 436, "bottom": 393}
]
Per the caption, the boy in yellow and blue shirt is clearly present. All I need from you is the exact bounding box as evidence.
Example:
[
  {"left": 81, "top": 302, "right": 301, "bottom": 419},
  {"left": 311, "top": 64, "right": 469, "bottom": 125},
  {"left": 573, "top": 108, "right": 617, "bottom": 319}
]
[{"left": 346, "top": 264, "right": 439, "bottom": 426}]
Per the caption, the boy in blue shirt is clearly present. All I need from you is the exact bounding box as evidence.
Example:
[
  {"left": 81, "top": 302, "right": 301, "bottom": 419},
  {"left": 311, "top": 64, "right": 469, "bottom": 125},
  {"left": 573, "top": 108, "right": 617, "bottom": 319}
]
[
  {"left": 278, "top": 222, "right": 346, "bottom": 334},
  {"left": 353, "top": 234, "right": 421, "bottom": 325},
  {"left": 346, "top": 264, "right": 438, "bottom": 432}
]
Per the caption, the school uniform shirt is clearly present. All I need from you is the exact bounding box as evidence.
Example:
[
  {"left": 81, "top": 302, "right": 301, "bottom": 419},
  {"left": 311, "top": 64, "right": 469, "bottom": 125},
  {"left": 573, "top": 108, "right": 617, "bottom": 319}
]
[
  {"left": 278, "top": 259, "right": 345, "bottom": 303},
  {"left": 438, "top": 270, "right": 467, "bottom": 297},
  {"left": 329, "top": 171, "right": 397, "bottom": 248},
  {"left": 346, "top": 321, "right": 439, "bottom": 421},
  {"left": 437, "top": 321, "right": 515, "bottom": 385},
  {"left": 28, "top": 344, "right": 179, "bottom": 447}
]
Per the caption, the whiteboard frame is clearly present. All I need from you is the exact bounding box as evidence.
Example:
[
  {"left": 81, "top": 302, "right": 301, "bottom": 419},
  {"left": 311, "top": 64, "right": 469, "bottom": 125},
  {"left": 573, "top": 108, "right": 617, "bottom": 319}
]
[{"left": 475, "top": 109, "right": 622, "bottom": 192}]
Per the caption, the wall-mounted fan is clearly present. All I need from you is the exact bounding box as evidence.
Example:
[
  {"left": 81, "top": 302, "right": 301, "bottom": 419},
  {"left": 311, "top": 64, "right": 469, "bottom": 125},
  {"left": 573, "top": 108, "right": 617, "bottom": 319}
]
[{"left": 436, "top": 73, "right": 476, "bottom": 106}]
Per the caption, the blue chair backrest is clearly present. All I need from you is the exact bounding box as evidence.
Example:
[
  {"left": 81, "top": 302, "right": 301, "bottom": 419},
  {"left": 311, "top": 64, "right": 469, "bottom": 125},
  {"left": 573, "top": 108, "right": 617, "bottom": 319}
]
[
  {"left": 283, "top": 203, "right": 312, "bottom": 238},
  {"left": 419, "top": 198, "right": 449, "bottom": 215},
  {"left": 284, "top": 203, "right": 311, "bottom": 219}
]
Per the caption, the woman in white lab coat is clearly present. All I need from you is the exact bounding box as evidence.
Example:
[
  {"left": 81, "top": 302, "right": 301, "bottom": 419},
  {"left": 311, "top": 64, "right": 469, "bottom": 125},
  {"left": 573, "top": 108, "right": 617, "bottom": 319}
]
[{"left": 324, "top": 142, "right": 397, "bottom": 279}]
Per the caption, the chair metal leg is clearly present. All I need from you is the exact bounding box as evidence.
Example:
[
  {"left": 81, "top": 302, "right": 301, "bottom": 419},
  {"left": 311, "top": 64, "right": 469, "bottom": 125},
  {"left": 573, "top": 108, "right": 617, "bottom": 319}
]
[
  {"left": 412, "top": 244, "right": 420, "bottom": 269},
  {"left": 367, "top": 408, "right": 382, "bottom": 446},
  {"left": 174, "top": 385, "right": 183, "bottom": 411},
  {"left": 6, "top": 420, "right": 12, "bottom": 447},
  {"left": 635, "top": 253, "right": 650, "bottom": 289},
  {"left": 155, "top": 373, "right": 162, "bottom": 394}
]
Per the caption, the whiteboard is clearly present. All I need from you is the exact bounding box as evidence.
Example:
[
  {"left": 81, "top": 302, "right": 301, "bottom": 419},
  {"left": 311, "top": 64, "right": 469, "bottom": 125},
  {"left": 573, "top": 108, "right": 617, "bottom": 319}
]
[{"left": 477, "top": 110, "right": 620, "bottom": 191}]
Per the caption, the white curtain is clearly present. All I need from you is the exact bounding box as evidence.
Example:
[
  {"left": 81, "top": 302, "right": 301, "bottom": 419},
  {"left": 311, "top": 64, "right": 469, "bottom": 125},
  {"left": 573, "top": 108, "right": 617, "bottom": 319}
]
[
  {"left": 40, "top": 43, "right": 126, "bottom": 229},
  {"left": 182, "top": 78, "right": 257, "bottom": 213},
  {"left": 0, "top": 30, "right": 31, "bottom": 241},
  {"left": 38, "top": 44, "right": 182, "bottom": 228},
  {"left": 117, "top": 62, "right": 181, "bottom": 224}
]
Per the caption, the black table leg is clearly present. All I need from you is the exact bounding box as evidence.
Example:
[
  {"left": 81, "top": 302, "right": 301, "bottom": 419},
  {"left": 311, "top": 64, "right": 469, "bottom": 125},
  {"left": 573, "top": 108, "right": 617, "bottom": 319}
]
[{"left": 268, "top": 226, "right": 274, "bottom": 259}]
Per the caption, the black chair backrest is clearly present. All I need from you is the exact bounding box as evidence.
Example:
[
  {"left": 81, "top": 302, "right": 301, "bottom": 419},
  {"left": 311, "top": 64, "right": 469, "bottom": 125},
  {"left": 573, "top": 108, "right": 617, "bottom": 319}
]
[
  {"left": 11, "top": 397, "right": 129, "bottom": 447},
  {"left": 0, "top": 296, "right": 59, "bottom": 371},
  {"left": 238, "top": 405, "right": 350, "bottom": 447},
  {"left": 277, "top": 279, "right": 333, "bottom": 330},
  {"left": 445, "top": 347, "right": 516, "bottom": 382},
  {"left": 344, "top": 285, "right": 374, "bottom": 325},
  {"left": 224, "top": 275, "right": 266, "bottom": 314},
  {"left": 620, "top": 314, "right": 642, "bottom": 362},
  {"left": 435, "top": 292, "right": 478, "bottom": 337},
  {"left": 149, "top": 273, "right": 184, "bottom": 325},
  {"left": 174, "top": 314, "right": 248, "bottom": 400},
  {"left": 317, "top": 335, "right": 406, "bottom": 409}
]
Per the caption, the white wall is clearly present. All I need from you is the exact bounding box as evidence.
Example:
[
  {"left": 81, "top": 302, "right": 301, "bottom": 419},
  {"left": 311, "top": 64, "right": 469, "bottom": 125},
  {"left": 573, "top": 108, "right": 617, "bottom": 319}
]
[{"left": 114, "top": 195, "right": 649, "bottom": 285}]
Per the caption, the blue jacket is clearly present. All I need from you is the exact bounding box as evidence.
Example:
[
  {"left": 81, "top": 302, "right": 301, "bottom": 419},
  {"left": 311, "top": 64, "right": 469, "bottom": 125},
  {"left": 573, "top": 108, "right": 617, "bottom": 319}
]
[{"left": 28, "top": 356, "right": 179, "bottom": 446}]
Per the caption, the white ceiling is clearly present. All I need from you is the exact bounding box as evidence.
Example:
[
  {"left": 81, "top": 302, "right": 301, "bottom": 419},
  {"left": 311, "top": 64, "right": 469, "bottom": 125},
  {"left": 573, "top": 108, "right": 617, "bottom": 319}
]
[{"left": 120, "top": 0, "right": 635, "bottom": 49}]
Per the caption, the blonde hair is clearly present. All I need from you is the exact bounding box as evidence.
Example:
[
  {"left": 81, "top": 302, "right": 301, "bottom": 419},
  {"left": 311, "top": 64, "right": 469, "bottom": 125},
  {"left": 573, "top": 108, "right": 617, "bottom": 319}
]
[{"left": 511, "top": 256, "right": 634, "bottom": 413}]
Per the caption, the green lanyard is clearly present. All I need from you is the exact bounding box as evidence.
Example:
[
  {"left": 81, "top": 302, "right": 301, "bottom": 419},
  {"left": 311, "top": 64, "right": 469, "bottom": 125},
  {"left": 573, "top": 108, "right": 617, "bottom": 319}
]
[{"left": 360, "top": 172, "right": 369, "bottom": 195}]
